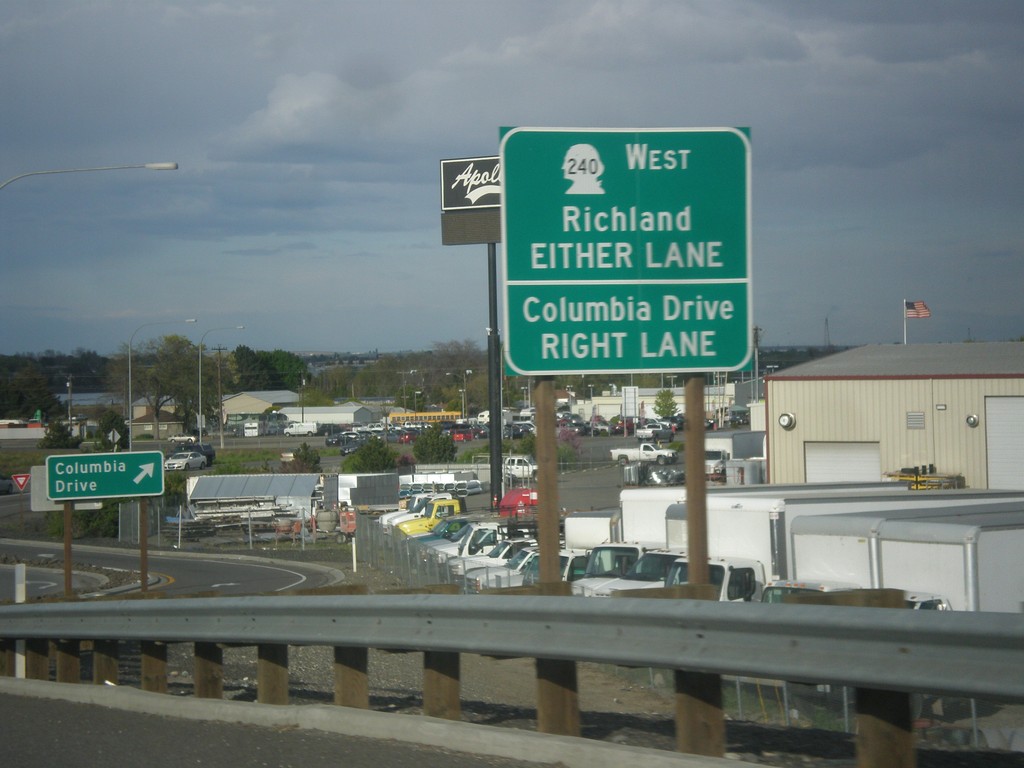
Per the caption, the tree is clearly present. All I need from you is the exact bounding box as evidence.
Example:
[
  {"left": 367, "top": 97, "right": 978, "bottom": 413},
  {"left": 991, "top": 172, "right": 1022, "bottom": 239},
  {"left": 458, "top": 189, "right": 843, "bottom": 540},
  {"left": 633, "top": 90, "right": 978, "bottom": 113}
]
[
  {"left": 233, "top": 345, "right": 309, "bottom": 391},
  {"left": 37, "top": 420, "right": 82, "bottom": 449},
  {"left": 282, "top": 442, "right": 321, "bottom": 473},
  {"left": 113, "top": 334, "right": 199, "bottom": 438},
  {"left": 96, "top": 409, "right": 129, "bottom": 450},
  {"left": 653, "top": 389, "right": 678, "bottom": 420},
  {"left": 346, "top": 437, "right": 398, "bottom": 473},
  {"left": 1, "top": 364, "right": 61, "bottom": 420},
  {"left": 413, "top": 425, "right": 457, "bottom": 463}
]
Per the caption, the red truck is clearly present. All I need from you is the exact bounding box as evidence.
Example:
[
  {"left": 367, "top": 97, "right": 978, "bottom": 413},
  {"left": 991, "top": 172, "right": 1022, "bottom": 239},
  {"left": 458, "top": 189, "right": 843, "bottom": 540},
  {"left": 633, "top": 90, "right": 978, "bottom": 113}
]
[{"left": 498, "top": 488, "right": 538, "bottom": 518}]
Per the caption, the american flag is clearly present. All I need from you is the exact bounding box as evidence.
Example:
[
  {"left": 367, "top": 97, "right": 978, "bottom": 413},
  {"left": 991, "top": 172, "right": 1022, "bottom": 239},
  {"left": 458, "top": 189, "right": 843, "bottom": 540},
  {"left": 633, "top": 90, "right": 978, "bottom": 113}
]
[{"left": 905, "top": 300, "right": 931, "bottom": 319}]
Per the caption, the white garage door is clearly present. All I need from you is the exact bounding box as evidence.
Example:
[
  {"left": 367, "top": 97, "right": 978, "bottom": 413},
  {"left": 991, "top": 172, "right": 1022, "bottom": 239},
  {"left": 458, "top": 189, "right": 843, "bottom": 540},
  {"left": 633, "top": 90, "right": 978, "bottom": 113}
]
[
  {"left": 986, "top": 397, "right": 1024, "bottom": 490},
  {"left": 804, "top": 442, "right": 882, "bottom": 483}
]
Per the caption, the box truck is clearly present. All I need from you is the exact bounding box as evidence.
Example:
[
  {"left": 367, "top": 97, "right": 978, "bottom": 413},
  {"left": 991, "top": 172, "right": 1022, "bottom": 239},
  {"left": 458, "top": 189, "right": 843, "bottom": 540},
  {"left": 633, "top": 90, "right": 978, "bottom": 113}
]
[
  {"left": 576, "top": 483, "right": 921, "bottom": 598},
  {"left": 785, "top": 505, "right": 1024, "bottom": 612},
  {"left": 664, "top": 489, "right": 1024, "bottom": 582}
]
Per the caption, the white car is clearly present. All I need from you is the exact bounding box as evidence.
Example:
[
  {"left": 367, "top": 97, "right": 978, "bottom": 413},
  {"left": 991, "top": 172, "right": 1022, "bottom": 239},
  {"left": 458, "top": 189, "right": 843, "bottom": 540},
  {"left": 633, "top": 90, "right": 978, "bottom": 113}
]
[
  {"left": 168, "top": 433, "right": 196, "bottom": 445},
  {"left": 164, "top": 451, "right": 207, "bottom": 471}
]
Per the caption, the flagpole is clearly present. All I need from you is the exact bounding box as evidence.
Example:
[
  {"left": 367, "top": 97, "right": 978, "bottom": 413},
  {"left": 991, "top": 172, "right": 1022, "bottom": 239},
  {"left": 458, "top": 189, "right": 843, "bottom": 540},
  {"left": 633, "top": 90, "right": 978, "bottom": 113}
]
[{"left": 902, "top": 299, "right": 907, "bottom": 344}]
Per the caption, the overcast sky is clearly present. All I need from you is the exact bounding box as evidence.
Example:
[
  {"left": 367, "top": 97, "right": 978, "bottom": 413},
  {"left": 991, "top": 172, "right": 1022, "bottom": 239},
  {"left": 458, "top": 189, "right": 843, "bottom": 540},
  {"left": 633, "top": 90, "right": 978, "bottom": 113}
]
[{"left": 1, "top": 1, "right": 1021, "bottom": 358}]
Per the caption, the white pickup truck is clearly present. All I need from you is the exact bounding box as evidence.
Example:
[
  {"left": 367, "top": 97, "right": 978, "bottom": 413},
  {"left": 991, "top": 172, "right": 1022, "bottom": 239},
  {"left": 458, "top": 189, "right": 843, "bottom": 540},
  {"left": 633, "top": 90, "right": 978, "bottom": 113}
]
[{"left": 611, "top": 443, "right": 679, "bottom": 465}]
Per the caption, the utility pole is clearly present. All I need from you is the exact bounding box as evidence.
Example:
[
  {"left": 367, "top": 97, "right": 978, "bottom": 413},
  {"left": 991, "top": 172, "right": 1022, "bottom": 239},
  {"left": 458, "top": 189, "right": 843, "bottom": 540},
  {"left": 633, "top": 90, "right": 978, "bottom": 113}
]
[{"left": 213, "top": 346, "right": 228, "bottom": 449}]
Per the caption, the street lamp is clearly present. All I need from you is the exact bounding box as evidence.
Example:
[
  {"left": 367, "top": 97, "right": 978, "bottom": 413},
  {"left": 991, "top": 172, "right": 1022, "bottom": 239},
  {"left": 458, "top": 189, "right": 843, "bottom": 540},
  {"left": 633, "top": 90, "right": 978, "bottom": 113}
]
[
  {"left": 198, "top": 326, "right": 245, "bottom": 443},
  {"left": 128, "top": 318, "right": 196, "bottom": 451},
  {"left": 446, "top": 369, "right": 472, "bottom": 418},
  {"left": 414, "top": 390, "right": 421, "bottom": 414},
  {"left": 400, "top": 370, "right": 414, "bottom": 410},
  {"left": 0, "top": 162, "right": 178, "bottom": 191}
]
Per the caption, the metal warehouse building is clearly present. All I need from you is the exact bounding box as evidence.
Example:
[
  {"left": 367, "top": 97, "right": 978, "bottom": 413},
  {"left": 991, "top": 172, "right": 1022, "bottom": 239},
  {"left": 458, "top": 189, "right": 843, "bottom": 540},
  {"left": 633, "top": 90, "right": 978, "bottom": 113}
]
[{"left": 765, "top": 342, "right": 1024, "bottom": 489}]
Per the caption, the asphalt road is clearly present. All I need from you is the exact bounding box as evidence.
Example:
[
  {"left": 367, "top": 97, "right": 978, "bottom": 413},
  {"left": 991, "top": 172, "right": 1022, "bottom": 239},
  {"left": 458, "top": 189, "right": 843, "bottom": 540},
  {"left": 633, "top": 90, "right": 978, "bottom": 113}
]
[
  {"left": 0, "top": 690, "right": 552, "bottom": 768},
  {"left": 0, "top": 538, "right": 343, "bottom": 599}
]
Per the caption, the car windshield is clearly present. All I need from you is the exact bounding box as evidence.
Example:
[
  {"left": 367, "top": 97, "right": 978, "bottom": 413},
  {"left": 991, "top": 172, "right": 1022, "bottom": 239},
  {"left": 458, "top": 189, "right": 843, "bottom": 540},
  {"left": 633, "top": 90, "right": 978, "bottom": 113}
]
[
  {"left": 169, "top": 453, "right": 190, "bottom": 459},
  {"left": 623, "top": 553, "right": 679, "bottom": 582},
  {"left": 583, "top": 547, "right": 639, "bottom": 578},
  {"left": 664, "top": 562, "right": 726, "bottom": 588},
  {"left": 484, "top": 541, "right": 510, "bottom": 558},
  {"left": 506, "top": 548, "right": 534, "bottom": 570}
]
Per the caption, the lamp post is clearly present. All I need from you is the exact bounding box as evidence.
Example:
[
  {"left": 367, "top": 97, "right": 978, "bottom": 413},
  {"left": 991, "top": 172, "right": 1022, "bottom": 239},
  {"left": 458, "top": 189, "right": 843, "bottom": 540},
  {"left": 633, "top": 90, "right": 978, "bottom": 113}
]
[
  {"left": 414, "top": 390, "right": 421, "bottom": 414},
  {"left": 198, "top": 326, "right": 244, "bottom": 443},
  {"left": 402, "top": 369, "right": 417, "bottom": 411},
  {"left": 1, "top": 162, "right": 178, "bottom": 191},
  {"left": 446, "top": 369, "right": 472, "bottom": 418},
  {"left": 128, "top": 318, "right": 196, "bottom": 451}
]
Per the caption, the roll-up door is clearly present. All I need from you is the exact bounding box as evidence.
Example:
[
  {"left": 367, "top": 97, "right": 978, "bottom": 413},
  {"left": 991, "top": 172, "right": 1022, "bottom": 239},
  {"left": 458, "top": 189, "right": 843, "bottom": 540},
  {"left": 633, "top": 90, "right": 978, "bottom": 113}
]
[
  {"left": 805, "top": 442, "right": 882, "bottom": 482},
  {"left": 986, "top": 397, "right": 1024, "bottom": 489}
]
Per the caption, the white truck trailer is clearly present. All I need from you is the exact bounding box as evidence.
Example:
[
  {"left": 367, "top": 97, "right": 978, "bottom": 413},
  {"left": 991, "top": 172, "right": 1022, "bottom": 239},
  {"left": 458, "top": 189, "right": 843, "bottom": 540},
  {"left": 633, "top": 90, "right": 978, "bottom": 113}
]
[
  {"left": 574, "top": 483, "right": 921, "bottom": 597},
  {"left": 664, "top": 488, "right": 1024, "bottom": 582},
  {"left": 619, "top": 482, "right": 911, "bottom": 549},
  {"left": 562, "top": 507, "right": 619, "bottom": 550},
  {"left": 787, "top": 505, "right": 1024, "bottom": 612}
]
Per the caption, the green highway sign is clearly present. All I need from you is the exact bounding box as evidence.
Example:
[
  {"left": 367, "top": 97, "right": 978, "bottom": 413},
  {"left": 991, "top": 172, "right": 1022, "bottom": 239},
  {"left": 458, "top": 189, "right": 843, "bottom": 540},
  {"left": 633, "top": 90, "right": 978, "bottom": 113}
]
[
  {"left": 46, "top": 451, "right": 165, "bottom": 501},
  {"left": 500, "top": 127, "right": 752, "bottom": 375}
]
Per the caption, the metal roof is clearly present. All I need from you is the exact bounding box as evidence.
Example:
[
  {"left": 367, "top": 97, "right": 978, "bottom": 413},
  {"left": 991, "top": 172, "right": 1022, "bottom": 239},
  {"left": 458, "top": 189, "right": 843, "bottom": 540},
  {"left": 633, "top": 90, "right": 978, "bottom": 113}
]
[
  {"left": 223, "top": 390, "right": 299, "bottom": 404},
  {"left": 190, "top": 474, "right": 319, "bottom": 500},
  {"left": 771, "top": 342, "right": 1024, "bottom": 379}
]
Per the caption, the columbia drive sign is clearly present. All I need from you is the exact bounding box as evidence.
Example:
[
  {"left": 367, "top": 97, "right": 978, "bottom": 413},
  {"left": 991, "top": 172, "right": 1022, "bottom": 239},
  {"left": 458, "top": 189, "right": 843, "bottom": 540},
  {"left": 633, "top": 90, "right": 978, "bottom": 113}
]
[
  {"left": 46, "top": 451, "right": 165, "bottom": 501},
  {"left": 500, "top": 127, "right": 751, "bottom": 375}
]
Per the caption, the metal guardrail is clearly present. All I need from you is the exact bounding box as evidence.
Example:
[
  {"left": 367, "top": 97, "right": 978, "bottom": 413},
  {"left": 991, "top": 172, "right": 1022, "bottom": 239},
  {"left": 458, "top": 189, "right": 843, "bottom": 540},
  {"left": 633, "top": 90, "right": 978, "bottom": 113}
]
[{"left": 2, "top": 593, "right": 1023, "bottom": 701}]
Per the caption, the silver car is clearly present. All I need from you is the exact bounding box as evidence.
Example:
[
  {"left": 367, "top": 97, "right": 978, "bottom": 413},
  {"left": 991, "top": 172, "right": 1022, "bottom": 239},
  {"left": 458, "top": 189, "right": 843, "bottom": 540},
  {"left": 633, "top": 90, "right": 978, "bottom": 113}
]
[{"left": 164, "top": 451, "right": 206, "bottom": 471}]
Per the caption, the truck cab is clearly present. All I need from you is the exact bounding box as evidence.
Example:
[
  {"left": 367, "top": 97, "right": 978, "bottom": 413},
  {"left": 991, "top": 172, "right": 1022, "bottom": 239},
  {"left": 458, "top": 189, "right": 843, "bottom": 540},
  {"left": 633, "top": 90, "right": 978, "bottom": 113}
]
[
  {"left": 395, "top": 497, "right": 466, "bottom": 537},
  {"left": 571, "top": 543, "right": 646, "bottom": 596},
  {"left": 761, "top": 579, "right": 861, "bottom": 603},
  {"left": 503, "top": 455, "right": 537, "bottom": 484},
  {"left": 664, "top": 556, "right": 763, "bottom": 602}
]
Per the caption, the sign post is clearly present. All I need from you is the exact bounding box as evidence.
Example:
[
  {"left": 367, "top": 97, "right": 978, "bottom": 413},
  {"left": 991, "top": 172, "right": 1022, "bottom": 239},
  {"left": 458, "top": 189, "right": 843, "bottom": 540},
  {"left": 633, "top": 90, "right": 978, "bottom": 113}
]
[
  {"left": 45, "top": 451, "right": 165, "bottom": 595},
  {"left": 501, "top": 127, "right": 751, "bottom": 751}
]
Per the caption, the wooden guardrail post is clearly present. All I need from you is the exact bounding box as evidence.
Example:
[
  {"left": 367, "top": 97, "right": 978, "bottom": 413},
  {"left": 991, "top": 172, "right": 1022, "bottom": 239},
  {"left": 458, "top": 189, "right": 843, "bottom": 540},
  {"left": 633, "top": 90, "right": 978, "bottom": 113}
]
[
  {"left": 25, "top": 638, "right": 49, "bottom": 680},
  {"left": 485, "top": 581, "right": 581, "bottom": 736},
  {"left": 0, "top": 638, "right": 13, "bottom": 677},
  {"left": 318, "top": 583, "right": 371, "bottom": 709},
  {"left": 257, "top": 643, "right": 289, "bottom": 704},
  {"left": 91, "top": 640, "right": 119, "bottom": 685},
  {"left": 614, "top": 584, "right": 724, "bottom": 756},
  {"left": 535, "top": 582, "right": 580, "bottom": 737},
  {"left": 194, "top": 642, "right": 224, "bottom": 699},
  {"left": 383, "top": 584, "right": 463, "bottom": 718},
  {"left": 536, "top": 656, "right": 579, "bottom": 735},
  {"left": 334, "top": 646, "right": 369, "bottom": 708},
  {"left": 787, "top": 588, "right": 912, "bottom": 768},
  {"left": 140, "top": 641, "right": 167, "bottom": 693},
  {"left": 55, "top": 639, "right": 80, "bottom": 683},
  {"left": 424, "top": 650, "right": 461, "bottom": 720}
]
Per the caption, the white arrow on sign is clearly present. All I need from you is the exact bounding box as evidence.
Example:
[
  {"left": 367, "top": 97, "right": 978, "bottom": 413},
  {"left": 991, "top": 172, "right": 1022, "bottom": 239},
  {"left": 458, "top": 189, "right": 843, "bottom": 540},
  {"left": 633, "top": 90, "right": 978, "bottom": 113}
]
[{"left": 134, "top": 463, "right": 155, "bottom": 485}]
